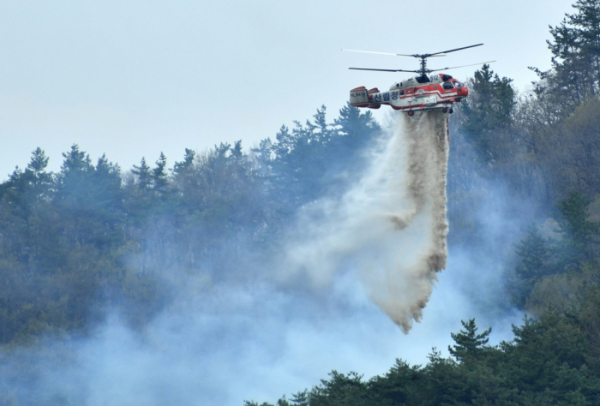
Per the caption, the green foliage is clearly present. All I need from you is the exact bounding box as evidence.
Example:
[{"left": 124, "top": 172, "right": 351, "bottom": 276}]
[
  {"left": 577, "top": 279, "right": 600, "bottom": 368},
  {"left": 460, "top": 64, "right": 516, "bottom": 159},
  {"left": 506, "top": 314, "right": 595, "bottom": 402},
  {"left": 248, "top": 316, "right": 600, "bottom": 406},
  {"left": 367, "top": 359, "right": 423, "bottom": 406},
  {"left": 173, "top": 148, "right": 195, "bottom": 177},
  {"left": 511, "top": 224, "right": 553, "bottom": 308},
  {"left": 462, "top": 65, "right": 515, "bottom": 133},
  {"left": 541, "top": 0, "right": 600, "bottom": 103},
  {"left": 259, "top": 104, "right": 380, "bottom": 210},
  {"left": 307, "top": 371, "right": 369, "bottom": 406},
  {"left": 152, "top": 152, "right": 169, "bottom": 196},
  {"left": 132, "top": 157, "right": 152, "bottom": 190},
  {"left": 527, "top": 273, "right": 583, "bottom": 316},
  {"left": 534, "top": 98, "right": 600, "bottom": 202},
  {"left": 0, "top": 103, "right": 379, "bottom": 346},
  {"left": 448, "top": 319, "right": 492, "bottom": 362},
  {"left": 507, "top": 191, "right": 600, "bottom": 313},
  {"left": 511, "top": 3, "right": 600, "bottom": 207},
  {"left": 244, "top": 402, "right": 276, "bottom": 406},
  {"left": 557, "top": 192, "right": 600, "bottom": 263}
]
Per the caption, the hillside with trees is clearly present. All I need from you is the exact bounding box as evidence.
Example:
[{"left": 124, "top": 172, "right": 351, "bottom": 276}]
[
  {"left": 0, "top": 104, "right": 380, "bottom": 348},
  {"left": 244, "top": 1, "right": 600, "bottom": 404},
  {"left": 2, "top": 0, "right": 600, "bottom": 405}
]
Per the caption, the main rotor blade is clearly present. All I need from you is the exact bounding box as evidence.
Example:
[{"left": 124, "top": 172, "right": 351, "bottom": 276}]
[
  {"left": 343, "top": 49, "right": 444, "bottom": 57},
  {"left": 342, "top": 49, "right": 399, "bottom": 56},
  {"left": 428, "top": 60, "right": 496, "bottom": 72},
  {"left": 349, "top": 67, "right": 420, "bottom": 73},
  {"left": 427, "top": 43, "right": 484, "bottom": 57},
  {"left": 398, "top": 54, "right": 446, "bottom": 58}
]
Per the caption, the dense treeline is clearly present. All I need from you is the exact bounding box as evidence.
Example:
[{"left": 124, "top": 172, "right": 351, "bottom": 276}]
[{"left": 0, "top": 105, "right": 379, "bottom": 346}]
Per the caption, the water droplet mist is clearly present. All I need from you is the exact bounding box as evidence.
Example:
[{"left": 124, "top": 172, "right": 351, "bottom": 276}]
[{"left": 286, "top": 110, "right": 449, "bottom": 332}]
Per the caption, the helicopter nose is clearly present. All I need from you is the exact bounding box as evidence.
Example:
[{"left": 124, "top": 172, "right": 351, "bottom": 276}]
[{"left": 458, "top": 87, "right": 469, "bottom": 96}]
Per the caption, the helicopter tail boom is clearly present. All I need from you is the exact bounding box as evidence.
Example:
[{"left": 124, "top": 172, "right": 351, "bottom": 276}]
[{"left": 350, "top": 86, "right": 382, "bottom": 109}]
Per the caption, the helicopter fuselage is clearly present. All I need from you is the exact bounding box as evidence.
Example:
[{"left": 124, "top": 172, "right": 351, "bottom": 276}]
[{"left": 349, "top": 74, "right": 468, "bottom": 113}]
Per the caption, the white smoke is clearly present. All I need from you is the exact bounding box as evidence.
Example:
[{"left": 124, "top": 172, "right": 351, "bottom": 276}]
[
  {"left": 283, "top": 110, "right": 449, "bottom": 332},
  {"left": 0, "top": 110, "right": 534, "bottom": 406}
]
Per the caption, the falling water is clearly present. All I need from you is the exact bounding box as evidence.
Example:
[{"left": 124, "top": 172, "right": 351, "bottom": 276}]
[{"left": 286, "top": 110, "right": 450, "bottom": 332}]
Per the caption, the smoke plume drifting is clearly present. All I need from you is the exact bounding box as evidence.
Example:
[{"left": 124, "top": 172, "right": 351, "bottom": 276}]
[{"left": 285, "top": 110, "right": 449, "bottom": 332}]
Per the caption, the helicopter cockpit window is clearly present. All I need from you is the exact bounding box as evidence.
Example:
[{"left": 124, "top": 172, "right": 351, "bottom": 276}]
[
  {"left": 442, "top": 82, "right": 454, "bottom": 90},
  {"left": 455, "top": 81, "right": 464, "bottom": 87}
]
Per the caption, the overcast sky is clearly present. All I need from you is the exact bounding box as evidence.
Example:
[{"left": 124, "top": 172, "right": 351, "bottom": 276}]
[{"left": 0, "top": 0, "right": 574, "bottom": 179}]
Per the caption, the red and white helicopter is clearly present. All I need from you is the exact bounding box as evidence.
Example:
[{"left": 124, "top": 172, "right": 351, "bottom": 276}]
[{"left": 345, "top": 43, "right": 494, "bottom": 116}]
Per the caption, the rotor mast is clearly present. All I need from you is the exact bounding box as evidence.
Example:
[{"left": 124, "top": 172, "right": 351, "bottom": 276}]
[{"left": 419, "top": 57, "right": 428, "bottom": 77}]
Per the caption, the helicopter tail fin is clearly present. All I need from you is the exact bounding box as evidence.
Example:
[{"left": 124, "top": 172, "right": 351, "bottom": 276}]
[{"left": 350, "top": 86, "right": 369, "bottom": 108}]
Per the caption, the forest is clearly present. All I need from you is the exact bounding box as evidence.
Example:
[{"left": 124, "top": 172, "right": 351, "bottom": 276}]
[{"left": 3, "top": 0, "right": 600, "bottom": 405}]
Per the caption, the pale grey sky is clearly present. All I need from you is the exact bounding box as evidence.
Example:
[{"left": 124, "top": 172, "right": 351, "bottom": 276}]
[{"left": 1, "top": 0, "right": 573, "bottom": 178}]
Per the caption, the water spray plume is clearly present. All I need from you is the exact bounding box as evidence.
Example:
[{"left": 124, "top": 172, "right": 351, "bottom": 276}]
[
  {"left": 371, "top": 110, "right": 449, "bottom": 331},
  {"left": 286, "top": 110, "right": 449, "bottom": 332}
]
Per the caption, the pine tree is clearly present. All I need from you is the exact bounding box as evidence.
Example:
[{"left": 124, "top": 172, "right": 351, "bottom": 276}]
[
  {"left": 152, "top": 152, "right": 169, "bottom": 196},
  {"left": 461, "top": 64, "right": 516, "bottom": 158},
  {"left": 172, "top": 149, "right": 197, "bottom": 204},
  {"left": 1, "top": 148, "right": 53, "bottom": 210},
  {"left": 511, "top": 224, "right": 552, "bottom": 308},
  {"left": 93, "top": 154, "right": 125, "bottom": 235},
  {"left": 56, "top": 144, "right": 95, "bottom": 208},
  {"left": 27, "top": 148, "right": 52, "bottom": 187},
  {"left": 557, "top": 192, "right": 600, "bottom": 265},
  {"left": 132, "top": 157, "right": 153, "bottom": 191},
  {"left": 333, "top": 103, "right": 379, "bottom": 154},
  {"left": 231, "top": 140, "right": 243, "bottom": 160},
  {"left": 173, "top": 148, "right": 195, "bottom": 179},
  {"left": 531, "top": 0, "right": 600, "bottom": 109},
  {"left": 448, "top": 319, "right": 492, "bottom": 362}
]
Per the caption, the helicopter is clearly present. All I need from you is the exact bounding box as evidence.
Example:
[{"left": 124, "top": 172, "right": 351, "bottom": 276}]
[{"left": 344, "top": 43, "right": 494, "bottom": 116}]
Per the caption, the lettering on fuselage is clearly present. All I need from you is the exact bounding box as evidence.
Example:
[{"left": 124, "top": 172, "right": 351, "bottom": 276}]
[{"left": 351, "top": 91, "right": 366, "bottom": 98}]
